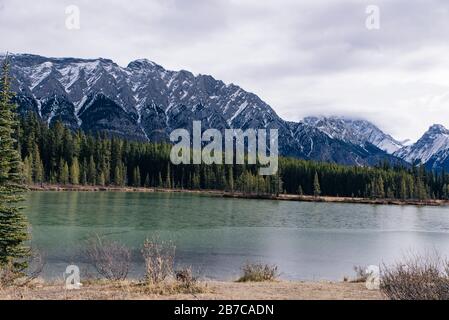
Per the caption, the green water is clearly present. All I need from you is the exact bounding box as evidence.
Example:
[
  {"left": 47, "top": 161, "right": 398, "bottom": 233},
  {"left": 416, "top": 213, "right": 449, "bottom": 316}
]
[{"left": 24, "top": 191, "right": 449, "bottom": 280}]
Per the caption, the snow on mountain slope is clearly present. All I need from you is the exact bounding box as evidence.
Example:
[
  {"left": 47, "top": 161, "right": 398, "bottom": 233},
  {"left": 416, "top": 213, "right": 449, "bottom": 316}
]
[
  {"left": 394, "top": 124, "right": 449, "bottom": 165},
  {"left": 1, "top": 53, "right": 408, "bottom": 167},
  {"left": 303, "top": 116, "right": 404, "bottom": 153}
]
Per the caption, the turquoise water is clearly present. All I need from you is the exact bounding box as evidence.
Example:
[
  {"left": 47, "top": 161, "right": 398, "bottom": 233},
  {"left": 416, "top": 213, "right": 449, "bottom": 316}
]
[{"left": 24, "top": 192, "right": 449, "bottom": 280}]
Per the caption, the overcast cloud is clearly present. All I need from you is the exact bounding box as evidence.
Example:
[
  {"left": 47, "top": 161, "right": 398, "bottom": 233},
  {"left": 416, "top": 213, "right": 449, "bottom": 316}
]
[{"left": 1, "top": 0, "right": 449, "bottom": 141}]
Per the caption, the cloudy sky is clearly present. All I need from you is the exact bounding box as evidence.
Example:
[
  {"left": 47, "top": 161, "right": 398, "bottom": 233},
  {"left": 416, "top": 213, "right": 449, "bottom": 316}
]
[{"left": 1, "top": 0, "right": 449, "bottom": 142}]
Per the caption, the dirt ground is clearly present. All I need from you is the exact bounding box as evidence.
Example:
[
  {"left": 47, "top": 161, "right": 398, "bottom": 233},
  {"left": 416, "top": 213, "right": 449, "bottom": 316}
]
[{"left": 0, "top": 280, "right": 383, "bottom": 300}]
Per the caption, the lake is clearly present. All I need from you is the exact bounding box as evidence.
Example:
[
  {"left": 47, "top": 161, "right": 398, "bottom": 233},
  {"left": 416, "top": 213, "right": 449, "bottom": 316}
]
[{"left": 24, "top": 191, "right": 449, "bottom": 281}]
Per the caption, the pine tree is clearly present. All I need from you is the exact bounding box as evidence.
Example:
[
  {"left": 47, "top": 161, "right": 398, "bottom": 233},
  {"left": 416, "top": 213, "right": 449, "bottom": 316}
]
[
  {"left": 313, "top": 172, "right": 321, "bottom": 197},
  {"left": 399, "top": 177, "right": 407, "bottom": 200},
  {"left": 59, "top": 159, "right": 69, "bottom": 185},
  {"left": 23, "top": 155, "right": 33, "bottom": 185},
  {"left": 87, "top": 156, "right": 96, "bottom": 185},
  {"left": 70, "top": 157, "right": 80, "bottom": 185},
  {"left": 133, "top": 166, "right": 141, "bottom": 187},
  {"left": 443, "top": 184, "right": 449, "bottom": 200},
  {"left": 32, "top": 146, "right": 44, "bottom": 184},
  {"left": 97, "top": 171, "right": 105, "bottom": 186},
  {"left": 113, "top": 164, "right": 122, "bottom": 186},
  {"left": 157, "top": 172, "right": 163, "bottom": 188},
  {"left": 227, "top": 166, "right": 234, "bottom": 193},
  {"left": 81, "top": 159, "right": 87, "bottom": 185},
  {"left": 192, "top": 172, "right": 200, "bottom": 189},
  {"left": 165, "top": 165, "right": 171, "bottom": 189},
  {"left": 144, "top": 173, "right": 150, "bottom": 188},
  {"left": 0, "top": 58, "right": 30, "bottom": 273}
]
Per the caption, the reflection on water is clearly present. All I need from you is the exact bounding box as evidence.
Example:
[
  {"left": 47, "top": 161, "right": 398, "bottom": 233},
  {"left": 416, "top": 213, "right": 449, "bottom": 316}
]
[{"left": 24, "top": 192, "right": 449, "bottom": 280}]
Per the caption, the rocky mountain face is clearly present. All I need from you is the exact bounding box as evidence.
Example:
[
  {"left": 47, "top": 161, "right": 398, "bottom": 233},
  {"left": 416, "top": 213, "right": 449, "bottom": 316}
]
[
  {"left": 394, "top": 124, "right": 449, "bottom": 170},
  {"left": 303, "top": 116, "right": 404, "bottom": 153},
  {"left": 1, "top": 53, "right": 412, "bottom": 167}
]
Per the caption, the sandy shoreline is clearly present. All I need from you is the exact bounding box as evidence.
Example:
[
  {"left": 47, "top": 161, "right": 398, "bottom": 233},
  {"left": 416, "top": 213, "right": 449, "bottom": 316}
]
[
  {"left": 27, "top": 184, "right": 449, "bottom": 207},
  {"left": 0, "top": 280, "right": 383, "bottom": 300}
]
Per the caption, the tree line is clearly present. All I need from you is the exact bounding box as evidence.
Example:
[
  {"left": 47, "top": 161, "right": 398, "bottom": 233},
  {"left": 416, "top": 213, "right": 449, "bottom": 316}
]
[
  {"left": 0, "top": 59, "right": 29, "bottom": 276},
  {"left": 18, "top": 112, "right": 449, "bottom": 200}
]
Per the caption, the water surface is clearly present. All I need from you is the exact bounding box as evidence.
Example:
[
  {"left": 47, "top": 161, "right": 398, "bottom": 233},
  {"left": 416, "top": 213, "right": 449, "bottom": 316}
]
[{"left": 24, "top": 192, "right": 449, "bottom": 280}]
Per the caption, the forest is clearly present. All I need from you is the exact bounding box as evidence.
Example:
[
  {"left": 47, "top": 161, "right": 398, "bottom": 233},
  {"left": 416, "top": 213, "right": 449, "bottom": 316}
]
[{"left": 18, "top": 112, "right": 449, "bottom": 200}]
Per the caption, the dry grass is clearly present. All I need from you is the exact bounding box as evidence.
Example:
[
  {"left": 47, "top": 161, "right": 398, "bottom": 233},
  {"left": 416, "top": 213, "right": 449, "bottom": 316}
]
[
  {"left": 0, "top": 280, "right": 382, "bottom": 300},
  {"left": 138, "top": 280, "right": 207, "bottom": 296},
  {"left": 237, "top": 263, "right": 279, "bottom": 282}
]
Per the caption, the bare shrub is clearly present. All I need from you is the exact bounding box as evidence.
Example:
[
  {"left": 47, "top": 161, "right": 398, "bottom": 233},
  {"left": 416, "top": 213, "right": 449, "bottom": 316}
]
[
  {"left": 0, "top": 263, "right": 17, "bottom": 288},
  {"left": 381, "top": 253, "right": 449, "bottom": 300},
  {"left": 84, "top": 235, "right": 131, "bottom": 281},
  {"left": 142, "top": 237, "right": 175, "bottom": 285},
  {"left": 237, "top": 262, "right": 279, "bottom": 282},
  {"left": 0, "top": 249, "right": 45, "bottom": 288},
  {"left": 175, "top": 267, "right": 201, "bottom": 291},
  {"left": 351, "top": 265, "right": 370, "bottom": 283}
]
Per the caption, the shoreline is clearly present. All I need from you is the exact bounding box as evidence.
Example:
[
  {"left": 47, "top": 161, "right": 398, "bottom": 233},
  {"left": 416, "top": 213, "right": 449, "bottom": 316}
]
[
  {"left": 26, "top": 184, "right": 449, "bottom": 207},
  {"left": 0, "top": 280, "right": 383, "bottom": 300}
]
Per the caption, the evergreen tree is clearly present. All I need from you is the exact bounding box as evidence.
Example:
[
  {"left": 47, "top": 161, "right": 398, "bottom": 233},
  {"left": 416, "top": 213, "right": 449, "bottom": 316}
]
[
  {"left": 227, "top": 166, "right": 234, "bottom": 192},
  {"left": 313, "top": 172, "right": 321, "bottom": 197},
  {"left": 97, "top": 171, "right": 106, "bottom": 186},
  {"left": 70, "top": 157, "right": 80, "bottom": 185},
  {"left": 81, "top": 159, "right": 87, "bottom": 185},
  {"left": 33, "top": 146, "right": 44, "bottom": 184},
  {"left": 114, "top": 164, "right": 122, "bottom": 186},
  {"left": 23, "top": 156, "right": 33, "bottom": 185},
  {"left": 59, "top": 159, "right": 69, "bottom": 185},
  {"left": 157, "top": 172, "right": 163, "bottom": 188},
  {"left": 165, "top": 165, "right": 171, "bottom": 189},
  {"left": 0, "top": 59, "right": 30, "bottom": 273},
  {"left": 87, "top": 156, "right": 96, "bottom": 185},
  {"left": 399, "top": 177, "right": 407, "bottom": 200},
  {"left": 144, "top": 173, "right": 150, "bottom": 188},
  {"left": 133, "top": 166, "right": 141, "bottom": 187}
]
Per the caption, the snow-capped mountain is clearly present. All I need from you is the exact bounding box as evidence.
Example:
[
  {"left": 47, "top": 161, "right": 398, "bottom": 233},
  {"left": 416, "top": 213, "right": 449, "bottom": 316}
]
[
  {"left": 303, "top": 116, "right": 404, "bottom": 153},
  {"left": 394, "top": 124, "right": 449, "bottom": 169},
  {"left": 2, "top": 53, "right": 407, "bottom": 167}
]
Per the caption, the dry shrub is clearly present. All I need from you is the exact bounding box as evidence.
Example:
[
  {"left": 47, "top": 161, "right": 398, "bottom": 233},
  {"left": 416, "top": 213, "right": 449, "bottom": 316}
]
[
  {"left": 175, "top": 267, "right": 203, "bottom": 292},
  {"left": 84, "top": 235, "right": 131, "bottom": 281},
  {"left": 0, "top": 249, "right": 45, "bottom": 288},
  {"left": 0, "top": 263, "right": 17, "bottom": 288},
  {"left": 142, "top": 237, "right": 175, "bottom": 285},
  {"left": 351, "top": 265, "right": 370, "bottom": 283},
  {"left": 237, "top": 262, "right": 279, "bottom": 282},
  {"left": 381, "top": 253, "right": 449, "bottom": 300}
]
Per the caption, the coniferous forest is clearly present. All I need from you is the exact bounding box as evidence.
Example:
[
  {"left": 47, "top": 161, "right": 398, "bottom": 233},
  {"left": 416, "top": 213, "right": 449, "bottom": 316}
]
[{"left": 17, "top": 112, "right": 449, "bottom": 201}]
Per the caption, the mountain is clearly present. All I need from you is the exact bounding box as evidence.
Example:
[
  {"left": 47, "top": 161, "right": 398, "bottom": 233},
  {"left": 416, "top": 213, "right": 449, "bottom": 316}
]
[
  {"left": 1, "top": 53, "right": 406, "bottom": 167},
  {"left": 303, "top": 116, "right": 404, "bottom": 153},
  {"left": 394, "top": 124, "right": 449, "bottom": 170}
]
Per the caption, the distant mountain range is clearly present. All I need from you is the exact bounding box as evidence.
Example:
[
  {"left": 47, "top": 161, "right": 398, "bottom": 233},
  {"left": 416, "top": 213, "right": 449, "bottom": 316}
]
[{"left": 2, "top": 53, "right": 449, "bottom": 170}]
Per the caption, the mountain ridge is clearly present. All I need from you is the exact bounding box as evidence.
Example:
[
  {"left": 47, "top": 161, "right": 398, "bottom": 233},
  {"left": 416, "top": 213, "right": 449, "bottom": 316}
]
[{"left": 2, "top": 53, "right": 446, "bottom": 169}]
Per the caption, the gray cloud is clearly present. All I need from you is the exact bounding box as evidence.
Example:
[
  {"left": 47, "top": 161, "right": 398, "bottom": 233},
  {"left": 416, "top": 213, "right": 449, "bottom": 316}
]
[{"left": 1, "top": 0, "right": 449, "bottom": 141}]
